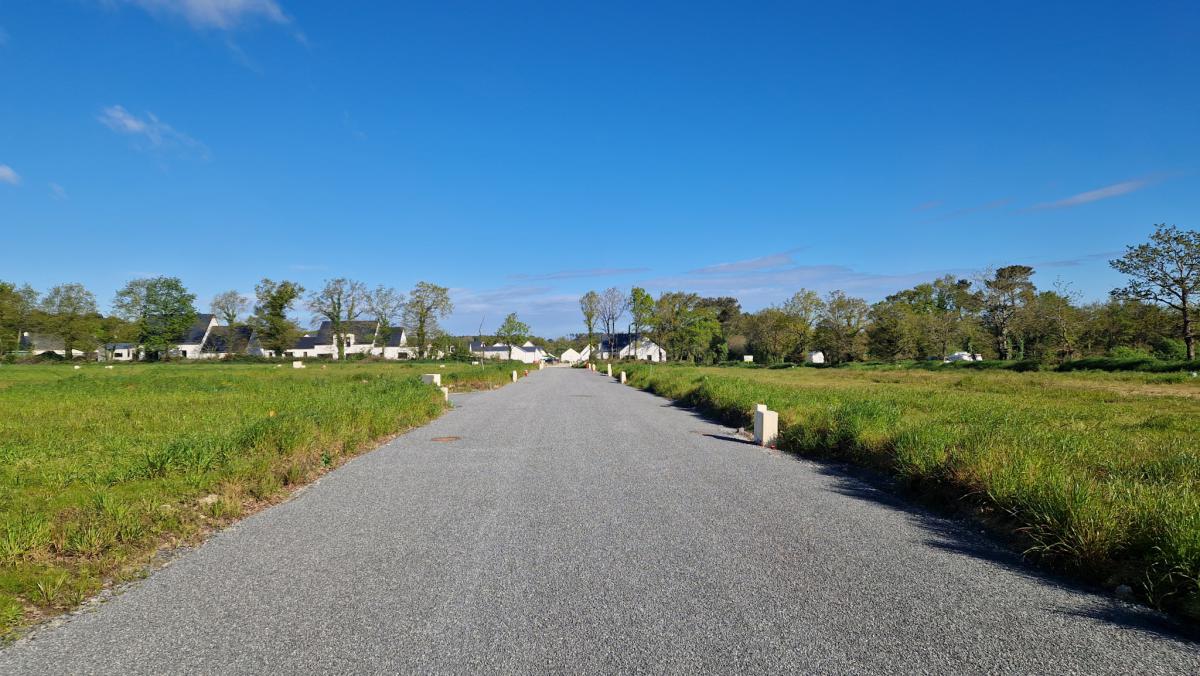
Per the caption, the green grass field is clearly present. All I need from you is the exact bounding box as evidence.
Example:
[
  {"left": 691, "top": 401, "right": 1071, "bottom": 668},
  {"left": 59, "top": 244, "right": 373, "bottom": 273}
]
[
  {"left": 0, "top": 361, "right": 516, "bottom": 635},
  {"left": 619, "top": 362, "right": 1200, "bottom": 619}
]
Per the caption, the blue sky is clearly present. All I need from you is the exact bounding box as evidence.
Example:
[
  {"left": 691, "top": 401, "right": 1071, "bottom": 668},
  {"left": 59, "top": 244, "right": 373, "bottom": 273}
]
[{"left": 1, "top": 2, "right": 1197, "bottom": 336}]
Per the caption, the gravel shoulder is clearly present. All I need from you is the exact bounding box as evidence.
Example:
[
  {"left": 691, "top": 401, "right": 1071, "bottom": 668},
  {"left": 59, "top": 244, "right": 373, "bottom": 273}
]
[{"left": 1, "top": 368, "right": 1197, "bottom": 674}]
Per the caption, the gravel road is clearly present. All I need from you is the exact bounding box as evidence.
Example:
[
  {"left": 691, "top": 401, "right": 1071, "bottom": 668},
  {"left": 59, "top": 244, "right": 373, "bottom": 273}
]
[{"left": 2, "top": 367, "right": 1197, "bottom": 674}]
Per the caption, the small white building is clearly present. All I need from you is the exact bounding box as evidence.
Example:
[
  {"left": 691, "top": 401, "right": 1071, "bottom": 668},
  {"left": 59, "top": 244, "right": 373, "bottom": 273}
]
[
  {"left": 469, "top": 340, "right": 547, "bottom": 364},
  {"left": 599, "top": 334, "right": 666, "bottom": 361},
  {"left": 284, "top": 321, "right": 418, "bottom": 360},
  {"left": 806, "top": 351, "right": 825, "bottom": 365},
  {"left": 559, "top": 347, "right": 583, "bottom": 364},
  {"left": 945, "top": 351, "right": 984, "bottom": 363}
]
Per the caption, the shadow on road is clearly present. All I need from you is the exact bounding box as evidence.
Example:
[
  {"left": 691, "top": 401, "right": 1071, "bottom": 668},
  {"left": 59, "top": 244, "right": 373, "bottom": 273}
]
[{"left": 642, "top": 389, "right": 1200, "bottom": 645}]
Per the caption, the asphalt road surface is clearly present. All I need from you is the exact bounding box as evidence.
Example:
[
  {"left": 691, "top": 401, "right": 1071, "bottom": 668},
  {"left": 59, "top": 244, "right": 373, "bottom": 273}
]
[{"left": 3, "top": 368, "right": 1197, "bottom": 674}]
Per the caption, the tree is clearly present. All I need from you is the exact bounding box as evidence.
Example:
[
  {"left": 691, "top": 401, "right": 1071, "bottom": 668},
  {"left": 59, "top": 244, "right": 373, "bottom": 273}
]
[
  {"left": 40, "top": 283, "right": 99, "bottom": 358},
  {"left": 0, "top": 282, "right": 38, "bottom": 354},
  {"left": 307, "top": 278, "right": 367, "bottom": 360},
  {"left": 650, "top": 291, "right": 722, "bottom": 363},
  {"left": 781, "top": 289, "right": 823, "bottom": 359},
  {"left": 1111, "top": 224, "right": 1200, "bottom": 360},
  {"left": 597, "top": 287, "right": 629, "bottom": 358},
  {"left": 982, "top": 265, "right": 1036, "bottom": 360},
  {"left": 496, "top": 312, "right": 530, "bottom": 360},
  {"left": 815, "top": 291, "right": 870, "bottom": 363},
  {"left": 366, "top": 285, "right": 406, "bottom": 350},
  {"left": 113, "top": 277, "right": 197, "bottom": 360},
  {"left": 210, "top": 290, "right": 250, "bottom": 355},
  {"left": 579, "top": 290, "right": 600, "bottom": 360},
  {"left": 404, "top": 282, "right": 453, "bottom": 358},
  {"left": 629, "top": 287, "right": 655, "bottom": 353},
  {"left": 746, "top": 307, "right": 800, "bottom": 363},
  {"left": 250, "top": 279, "right": 304, "bottom": 357}
]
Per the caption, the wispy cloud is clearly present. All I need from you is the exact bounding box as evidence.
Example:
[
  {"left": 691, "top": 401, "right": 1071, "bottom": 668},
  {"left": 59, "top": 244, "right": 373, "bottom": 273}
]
[
  {"left": 98, "top": 105, "right": 209, "bottom": 159},
  {"left": 1036, "top": 251, "right": 1123, "bottom": 268},
  {"left": 1031, "top": 177, "right": 1158, "bottom": 210},
  {"left": 689, "top": 249, "right": 801, "bottom": 275},
  {"left": 120, "top": 0, "right": 291, "bottom": 31},
  {"left": 507, "top": 267, "right": 649, "bottom": 281},
  {"left": 0, "top": 165, "right": 20, "bottom": 186},
  {"left": 912, "top": 200, "right": 943, "bottom": 212},
  {"left": 918, "top": 198, "right": 1011, "bottom": 224},
  {"left": 49, "top": 183, "right": 68, "bottom": 200}
]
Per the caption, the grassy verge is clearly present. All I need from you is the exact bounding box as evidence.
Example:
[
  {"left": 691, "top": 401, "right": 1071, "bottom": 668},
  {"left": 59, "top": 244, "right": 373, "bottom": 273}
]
[
  {"left": 0, "top": 361, "right": 517, "bottom": 635},
  {"left": 617, "top": 362, "right": 1200, "bottom": 619}
]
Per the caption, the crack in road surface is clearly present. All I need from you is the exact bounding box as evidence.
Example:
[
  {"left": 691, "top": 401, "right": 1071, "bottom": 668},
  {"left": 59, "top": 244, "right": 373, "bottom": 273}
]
[{"left": 2, "top": 368, "right": 1197, "bottom": 674}]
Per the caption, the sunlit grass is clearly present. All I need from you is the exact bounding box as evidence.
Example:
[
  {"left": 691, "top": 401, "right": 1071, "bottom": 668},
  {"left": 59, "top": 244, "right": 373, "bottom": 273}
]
[{"left": 0, "top": 361, "right": 515, "bottom": 635}]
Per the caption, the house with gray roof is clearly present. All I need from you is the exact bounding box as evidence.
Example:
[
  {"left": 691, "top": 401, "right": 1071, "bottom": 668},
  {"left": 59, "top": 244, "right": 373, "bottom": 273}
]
[{"left": 284, "top": 321, "right": 418, "bottom": 360}]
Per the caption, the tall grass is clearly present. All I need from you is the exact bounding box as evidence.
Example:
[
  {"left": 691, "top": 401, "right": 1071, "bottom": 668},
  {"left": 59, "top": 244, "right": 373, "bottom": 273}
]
[
  {"left": 619, "top": 362, "right": 1200, "bottom": 619},
  {"left": 0, "top": 361, "right": 515, "bottom": 635}
]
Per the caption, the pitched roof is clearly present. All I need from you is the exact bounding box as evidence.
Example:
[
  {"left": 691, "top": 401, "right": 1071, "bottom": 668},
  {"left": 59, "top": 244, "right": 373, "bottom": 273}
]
[
  {"left": 292, "top": 335, "right": 319, "bottom": 350},
  {"left": 202, "top": 325, "right": 255, "bottom": 353},
  {"left": 179, "top": 314, "right": 215, "bottom": 344},
  {"left": 19, "top": 333, "right": 65, "bottom": 351},
  {"left": 600, "top": 333, "right": 659, "bottom": 352},
  {"left": 314, "top": 320, "right": 381, "bottom": 345}
]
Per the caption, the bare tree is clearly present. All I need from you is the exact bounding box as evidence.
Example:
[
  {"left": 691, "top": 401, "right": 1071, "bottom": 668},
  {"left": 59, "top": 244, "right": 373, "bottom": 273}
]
[
  {"left": 366, "top": 285, "right": 406, "bottom": 351},
  {"left": 211, "top": 290, "right": 249, "bottom": 355},
  {"left": 596, "top": 287, "right": 629, "bottom": 359},
  {"left": 306, "top": 278, "right": 367, "bottom": 360}
]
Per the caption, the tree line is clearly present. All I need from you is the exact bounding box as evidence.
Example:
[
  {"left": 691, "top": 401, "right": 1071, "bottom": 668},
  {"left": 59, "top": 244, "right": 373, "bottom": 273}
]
[
  {"left": 563, "top": 224, "right": 1199, "bottom": 365},
  {"left": 0, "top": 276, "right": 453, "bottom": 360}
]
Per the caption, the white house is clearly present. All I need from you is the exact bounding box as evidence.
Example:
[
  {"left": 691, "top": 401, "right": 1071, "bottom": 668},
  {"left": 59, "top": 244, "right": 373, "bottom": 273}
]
[
  {"left": 174, "top": 314, "right": 219, "bottom": 359},
  {"left": 469, "top": 340, "right": 547, "bottom": 364},
  {"left": 559, "top": 347, "right": 583, "bottom": 364},
  {"left": 19, "top": 332, "right": 87, "bottom": 358},
  {"left": 285, "top": 321, "right": 419, "bottom": 360},
  {"left": 100, "top": 342, "right": 138, "bottom": 361},
  {"left": 598, "top": 334, "right": 666, "bottom": 361}
]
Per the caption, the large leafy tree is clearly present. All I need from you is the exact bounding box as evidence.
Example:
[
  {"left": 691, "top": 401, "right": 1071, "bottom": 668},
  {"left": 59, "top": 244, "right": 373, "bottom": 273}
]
[
  {"left": 982, "top": 265, "right": 1036, "bottom": 360},
  {"left": 40, "top": 283, "right": 100, "bottom": 358},
  {"left": 307, "top": 278, "right": 367, "bottom": 360},
  {"left": 650, "top": 291, "right": 721, "bottom": 363},
  {"left": 113, "top": 276, "right": 197, "bottom": 360},
  {"left": 781, "top": 289, "right": 823, "bottom": 360},
  {"left": 0, "top": 281, "right": 39, "bottom": 354},
  {"left": 629, "top": 287, "right": 655, "bottom": 350},
  {"left": 1111, "top": 224, "right": 1200, "bottom": 360},
  {"left": 496, "top": 312, "right": 530, "bottom": 360},
  {"left": 815, "top": 290, "right": 870, "bottom": 364},
  {"left": 249, "top": 279, "right": 304, "bottom": 357},
  {"left": 579, "top": 290, "right": 599, "bottom": 359},
  {"left": 404, "top": 282, "right": 453, "bottom": 358}
]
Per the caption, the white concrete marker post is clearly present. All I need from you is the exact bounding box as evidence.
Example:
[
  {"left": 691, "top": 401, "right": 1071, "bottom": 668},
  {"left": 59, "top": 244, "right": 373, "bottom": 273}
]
[
  {"left": 512, "top": 370, "right": 518, "bottom": 382},
  {"left": 606, "top": 364, "right": 612, "bottom": 377},
  {"left": 421, "top": 373, "right": 442, "bottom": 386},
  {"left": 754, "top": 406, "right": 779, "bottom": 447},
  {"left": 292, "top": 361, "right": 305, "bottom": 369},
  {"left": 440, "top": 386, "right": 450, "bottom": 402},
  {"left": 620, "top": 371, "right": 626, "bottom": 384}
]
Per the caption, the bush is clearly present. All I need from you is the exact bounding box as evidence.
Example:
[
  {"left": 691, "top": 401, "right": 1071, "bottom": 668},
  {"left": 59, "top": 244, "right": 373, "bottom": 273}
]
[{"left": 1152, "top": 338, "right": 1189, "bottom": 361}]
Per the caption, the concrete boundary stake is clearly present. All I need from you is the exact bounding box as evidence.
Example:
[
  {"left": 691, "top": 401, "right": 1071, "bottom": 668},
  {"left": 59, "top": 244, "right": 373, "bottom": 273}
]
[
  {"left": 421, "top": 374, "right": 442, "bottom": 386},
  {"left": 754, "top": 404, "right": 778, "bottom": 447}
]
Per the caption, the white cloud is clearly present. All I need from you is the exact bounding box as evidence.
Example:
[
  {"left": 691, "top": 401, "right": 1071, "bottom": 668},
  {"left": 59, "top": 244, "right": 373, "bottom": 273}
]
[
  {"left": 98, "top": 105, "right": 209, "bottom": 159},
  {"left": 49, "top": 183, "right": 68, "bottom": 200},
  {"left": 1032, "top": 178, "right": 1156, "bottom": 210},
  {"left": 689, "top": 250, "right": 800, "bottom": 275},
  {"left": 122, "top": 0, "right": 289, "bottom": 31},
  {"left": 0, "top": 165, "right": 20, "bottom": 185}
]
